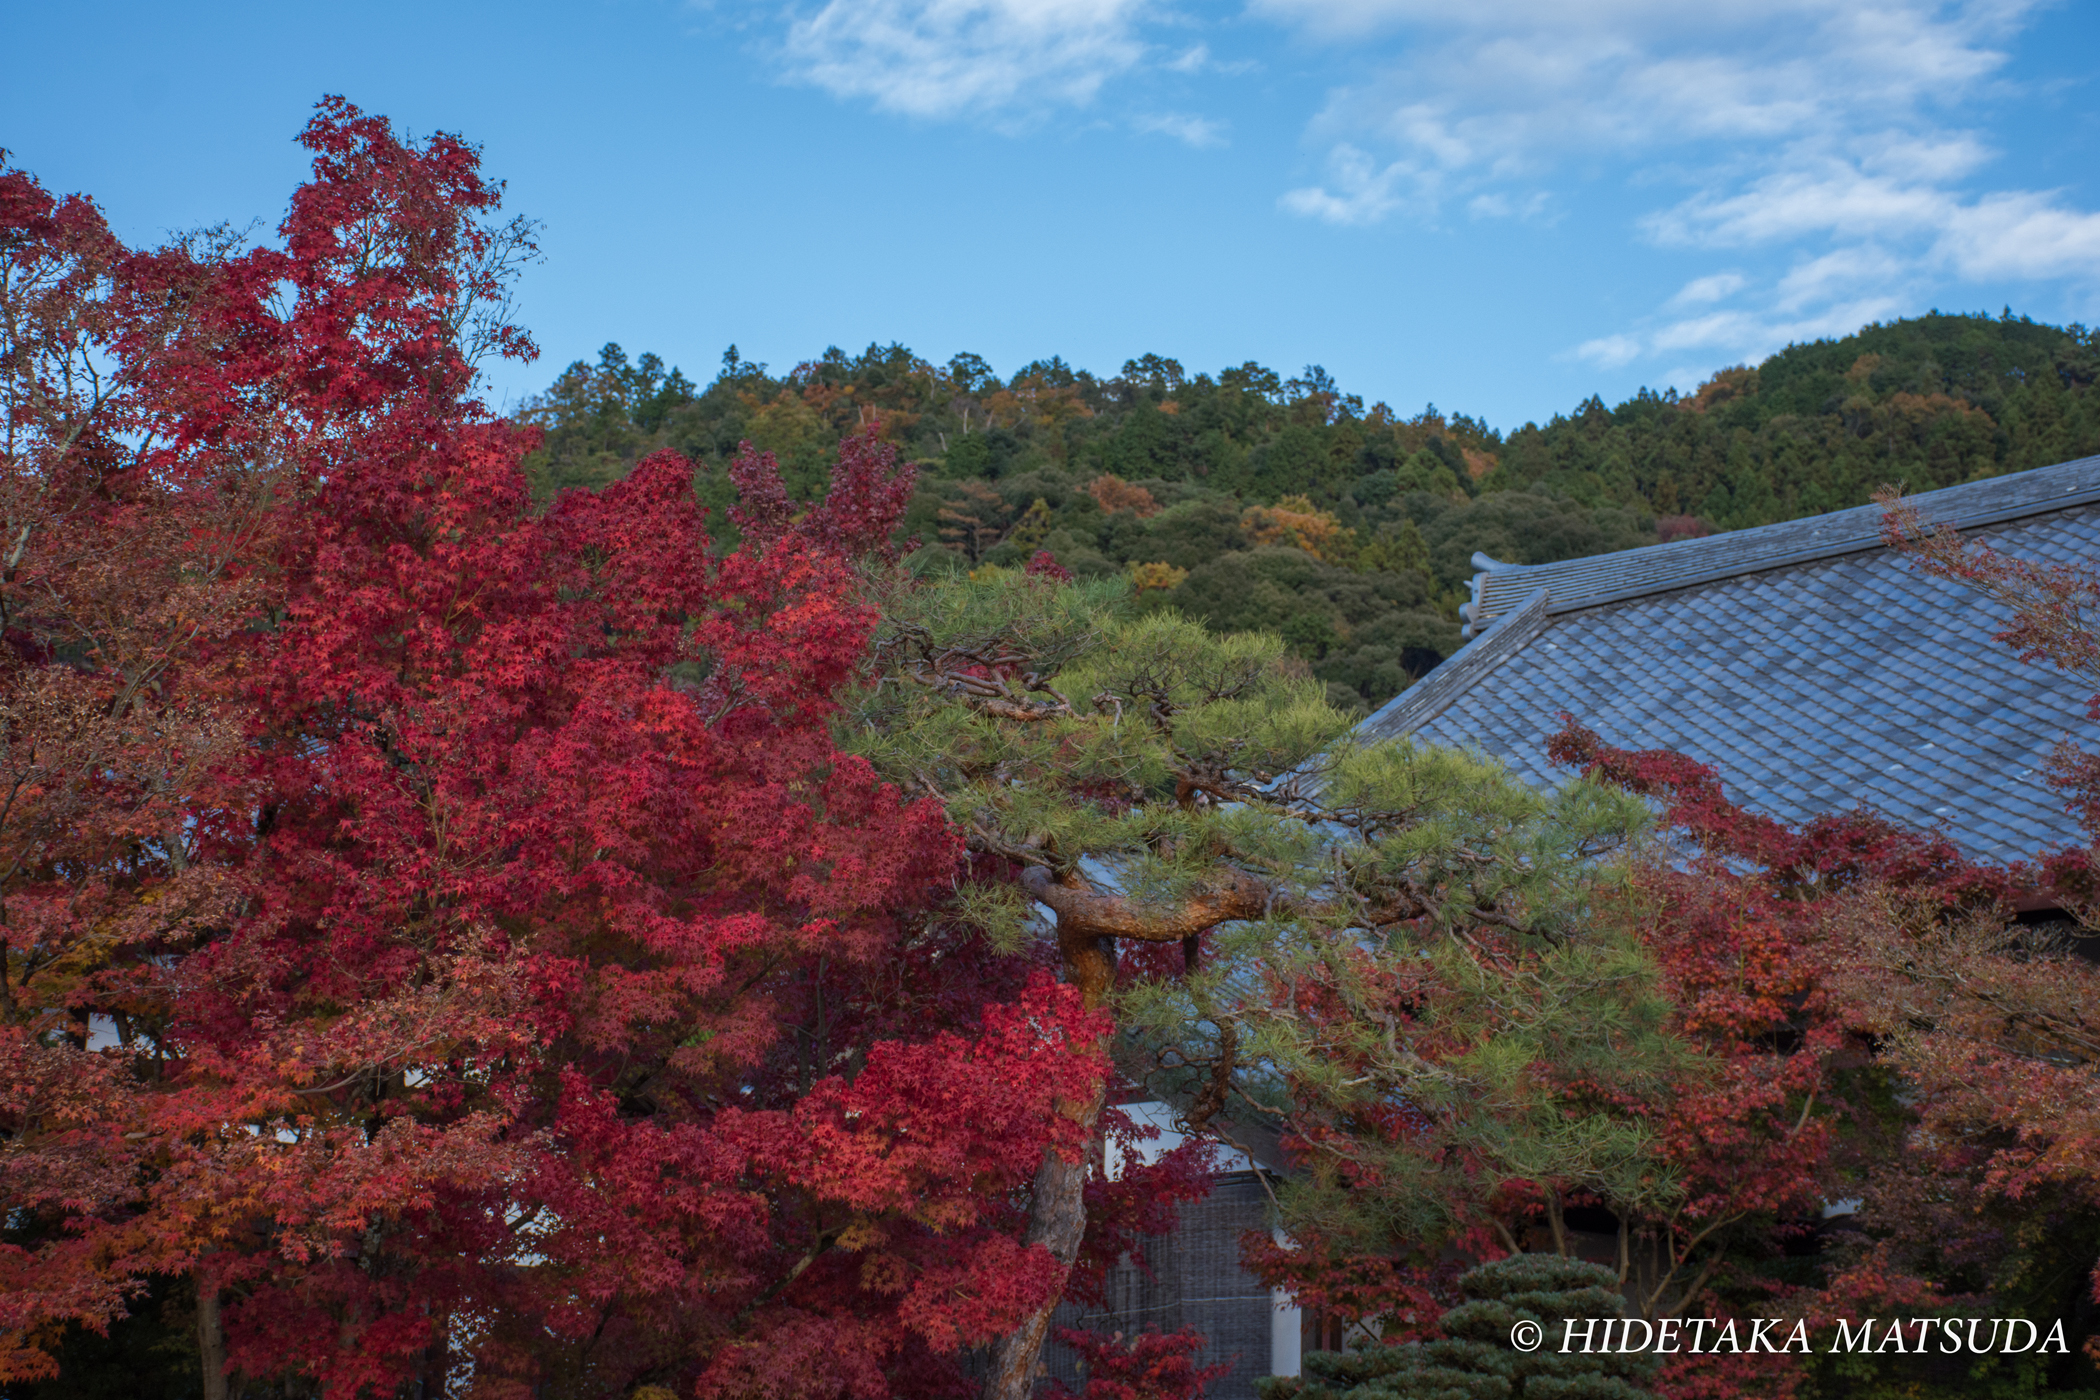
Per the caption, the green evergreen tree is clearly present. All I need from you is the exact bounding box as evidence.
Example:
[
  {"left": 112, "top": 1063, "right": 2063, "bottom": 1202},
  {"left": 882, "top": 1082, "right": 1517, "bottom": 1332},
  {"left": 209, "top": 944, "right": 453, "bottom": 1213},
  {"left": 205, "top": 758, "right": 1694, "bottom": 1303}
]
[
  {"left": 1263, "top": 1256, "right": 1657, "bottom": 1400},
  {"left": 842, "top": 566, "right": 1659, "bottom": 1399}
]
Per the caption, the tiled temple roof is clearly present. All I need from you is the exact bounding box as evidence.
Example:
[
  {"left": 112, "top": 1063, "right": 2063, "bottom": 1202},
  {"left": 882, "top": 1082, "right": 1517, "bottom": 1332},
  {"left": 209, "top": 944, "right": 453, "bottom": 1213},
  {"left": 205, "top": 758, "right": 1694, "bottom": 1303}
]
[{"left": 1359, "top": 456, "right": 2100, "bottom": 864}]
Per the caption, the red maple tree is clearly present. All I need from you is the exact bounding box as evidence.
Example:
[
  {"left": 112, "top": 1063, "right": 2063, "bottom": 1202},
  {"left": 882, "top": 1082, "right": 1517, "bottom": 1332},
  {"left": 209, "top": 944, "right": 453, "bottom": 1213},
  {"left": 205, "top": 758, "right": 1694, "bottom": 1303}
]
[
  {"left": 0, "top": 131, "right": 281, "bottom": 1384},
  {"left": 1045, "top": 1324, "right": 1229, "bottom": 1400},
  {"left": 0, "top": 100, "right": 1107, "bottom": 1399}
]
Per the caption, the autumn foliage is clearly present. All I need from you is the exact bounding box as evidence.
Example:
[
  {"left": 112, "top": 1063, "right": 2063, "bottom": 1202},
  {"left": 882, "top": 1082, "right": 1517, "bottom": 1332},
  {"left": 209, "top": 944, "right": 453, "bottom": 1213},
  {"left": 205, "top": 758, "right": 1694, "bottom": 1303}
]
[
  {"left": 1546, "top": 701, "right": 2100, "bottom": 1394},
  {"left": 1085, "top": 475, "right": 1161, "bottom": 520},
  {"left": 1045, "top": 1324, "right": 1229, "bottom": 1400},
  {"left": 1237, "top": 496, "right": 1355, "bottom": 565},
  {"left": 1245, "top": 687, "right": 2100, "bottom": 1394},
  {"left": 0, "top": 101, "right": 1109, "bottom": 1398}
]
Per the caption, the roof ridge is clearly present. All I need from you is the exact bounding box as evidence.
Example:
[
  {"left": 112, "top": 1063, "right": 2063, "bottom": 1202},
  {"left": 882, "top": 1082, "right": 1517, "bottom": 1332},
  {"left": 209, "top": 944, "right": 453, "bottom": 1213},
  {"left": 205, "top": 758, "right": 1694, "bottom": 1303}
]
[
  {"left": 1459, "top": 453, "right": 2100, "bottom": 636},
  {"left": 1360, "top": 588, "right": 1550, "bottom": 741}
]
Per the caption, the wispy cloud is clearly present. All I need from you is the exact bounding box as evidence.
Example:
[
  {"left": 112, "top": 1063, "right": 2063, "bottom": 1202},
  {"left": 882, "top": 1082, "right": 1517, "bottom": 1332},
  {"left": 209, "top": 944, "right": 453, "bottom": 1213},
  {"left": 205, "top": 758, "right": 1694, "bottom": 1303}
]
[
  {"left": 1612, "top": 161, "right": 2100, "bottom": 372},
  {"left": 1647, "top": 157, "right": 1961, "bottom": 248},
  {"left": 1279, "top": 144, "right": 1434, "bottom": 224},
  {"left": 1575, "top": 333, "right": 1643, "bottom": 369},
  {"left": 1647, "top": 153, "right": 2100, "bottom": 281},
  {"left": 779, "top": 0, "right": 1151, "bottom": 121},
  {"left": 1574, "top": 293, "right": 1909, "bottom": 381},
  {"left": 1133, "top": 111, "right": 1228, "bottom": 148},
  {"left": 1263, "top": 1, "right": 2032, "bottom": 209},
  {"left": 1773, "top": 247, "right": 1906, "bottom": 312},
  {"left": 1467, "top": 190, "right": 1549, "bottom": 221},
  {"left": 759, "top": 0, "right": 2093, "bottom": 382},
  {"left": 1252, "top": 0, "right": 2092, "bottom": 373},
  {"left": 1668, "top": 272, "right": 1747, "bottom": 308},
  {"left": 1933, "top": 191, "right": 2100, "bottom": 281},
  {"left": 1166, "top": 43, "right": 1210, "bottom": 74}
]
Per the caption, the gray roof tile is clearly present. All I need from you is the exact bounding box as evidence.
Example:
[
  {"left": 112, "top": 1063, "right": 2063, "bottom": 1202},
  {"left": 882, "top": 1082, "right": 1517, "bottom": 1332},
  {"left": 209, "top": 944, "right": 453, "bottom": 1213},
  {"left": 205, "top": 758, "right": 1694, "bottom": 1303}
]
[{"left": 1360, "top": 471, "right": 2100, "bottom": 863}]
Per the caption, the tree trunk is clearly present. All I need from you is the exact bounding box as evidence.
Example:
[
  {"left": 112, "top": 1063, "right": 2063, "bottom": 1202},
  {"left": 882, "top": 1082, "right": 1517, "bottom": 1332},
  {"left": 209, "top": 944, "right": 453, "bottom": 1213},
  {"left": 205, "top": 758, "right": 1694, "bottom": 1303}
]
[
  {"left": 983, "top": 1094, "right": 1101, "bottom": 1400},
  {"left": 197, "top": 1274, "right": 229, "bottom": 1400},
  {"left": 986, "top": 868, "right": 1268, "bottom": 1399}
]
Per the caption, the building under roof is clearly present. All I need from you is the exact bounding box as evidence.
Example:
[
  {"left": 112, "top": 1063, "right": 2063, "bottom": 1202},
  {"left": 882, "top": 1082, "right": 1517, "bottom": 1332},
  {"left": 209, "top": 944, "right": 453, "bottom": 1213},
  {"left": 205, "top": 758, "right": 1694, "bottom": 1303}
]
[{"left": 1359, "top": 454, "right": 2100, "bottom": 866}]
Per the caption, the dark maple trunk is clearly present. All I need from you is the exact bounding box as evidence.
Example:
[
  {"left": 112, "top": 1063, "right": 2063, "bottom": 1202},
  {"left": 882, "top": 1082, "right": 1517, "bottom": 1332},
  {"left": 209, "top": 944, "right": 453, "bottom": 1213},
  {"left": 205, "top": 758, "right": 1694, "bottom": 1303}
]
[
  {"left": 196, "top": 1275, "right": 229, "bottom": 1400},
  {"left": 984, "top": 1090, "right": 1103, "bottom": 1400}
]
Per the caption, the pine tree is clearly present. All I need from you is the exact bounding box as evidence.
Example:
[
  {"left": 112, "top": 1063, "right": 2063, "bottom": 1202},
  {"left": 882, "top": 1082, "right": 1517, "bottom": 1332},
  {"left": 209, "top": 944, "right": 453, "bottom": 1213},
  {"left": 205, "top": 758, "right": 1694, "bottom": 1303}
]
[
  {"left": 841, "top": 566, "right": 1654, "bottom": 1399},
  {"left": 1264, "top": 1255, "right": 1657, "bottom": 1400}
]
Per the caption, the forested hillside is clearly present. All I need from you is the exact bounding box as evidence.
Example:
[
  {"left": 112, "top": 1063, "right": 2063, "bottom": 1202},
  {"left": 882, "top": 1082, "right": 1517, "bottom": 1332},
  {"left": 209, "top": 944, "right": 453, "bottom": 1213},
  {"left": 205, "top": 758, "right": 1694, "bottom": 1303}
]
[{"left": 518, "top": 313, "right": 2100, "bottom": 711}]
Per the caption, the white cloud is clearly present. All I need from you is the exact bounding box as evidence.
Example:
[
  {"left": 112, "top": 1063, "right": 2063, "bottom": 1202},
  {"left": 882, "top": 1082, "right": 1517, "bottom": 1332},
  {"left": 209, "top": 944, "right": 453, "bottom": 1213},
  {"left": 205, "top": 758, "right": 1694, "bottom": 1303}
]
[
  {"left": 1940, "top": 191, "right": 2100, "bottom": 280},
  {"left": 1256, "top": 0, "right": 2095, "bottom": 371},
  {"left": 1134, "top": 111, "right": 1228, "bottom": 148},
  {"left": 1280, "top": 144, "right": 1426, "bottom": 225},
  {"left": 1864, "top": 132, "right": 1995, "bottom": 183},
  {"left": 1576, "top": 334, "right": 1644, "bottom": 368},
  {"left": 1269, "top": 1, "right": 2042, "bottom": 226},
  {"left": 1166, "top": 43, "right": 1208, "bottom": 74},
  {"left": 1773, "top": 246, "right": 1908, "bottom": 311},
  {"left": 1572, "top": 289, "right": 1913, "bottom": 380},
  {"left": 780, "top": 0, "right": 1150, "bottom": 120},
  {"left": 1649, "top": 157, "right": 2100, "bottom": 287},
  {"left": 1268, "top": 1, "right": 2028, "bottom": 161},
  {"left": 760, "top": 0, "right": 2095, "bottom": 373},
  {"left": 1650, "top": 309, "right": 1770, "bottom": 352},
  {"left": 1467, "top": 190, "right": 1549, "bottom": 220},
  {"left": 1645, "top": 160, "right": 1950, "bottom": 247},
  {"left": 1164, "top": 42, "right": 1259, "bottom": 77},
  {"left": 1668, "top": 272, "right": 1747, "bottom": 307}
]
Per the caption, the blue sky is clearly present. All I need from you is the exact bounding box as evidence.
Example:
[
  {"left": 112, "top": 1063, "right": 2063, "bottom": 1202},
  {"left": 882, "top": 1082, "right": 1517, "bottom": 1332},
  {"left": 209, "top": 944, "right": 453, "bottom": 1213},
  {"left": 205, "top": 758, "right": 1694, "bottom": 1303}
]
[{"left": 6, "top": 0, "right": 2098, "bottom": 430}]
